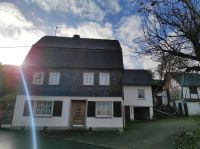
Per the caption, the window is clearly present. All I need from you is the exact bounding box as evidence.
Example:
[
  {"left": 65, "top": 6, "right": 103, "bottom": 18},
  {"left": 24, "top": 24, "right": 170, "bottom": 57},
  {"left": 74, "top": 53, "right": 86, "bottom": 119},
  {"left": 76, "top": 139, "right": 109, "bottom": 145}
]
[
  {"left": 96, "top": 101, "right": 112, "bottom": 117},
  {"left": 83, "top": 72, "right": 94, "bottom": 85},
  {"left": 138, "top": 89, "right": 145, "bottom": 99},
  {"left": 189, "top": 86, "right": 198, "bottom": 94},
  {"left": 99, "top": 73, "right": 110, "bottom": 85},
  {"left": 35, "top": 101, "right": 53, "bottom": 116},
  {"left": 48, "top": 72, "right": 60, "bottom": 85},
  {"left": 33, "top": 72, "right": 44, "bottom": 85}
]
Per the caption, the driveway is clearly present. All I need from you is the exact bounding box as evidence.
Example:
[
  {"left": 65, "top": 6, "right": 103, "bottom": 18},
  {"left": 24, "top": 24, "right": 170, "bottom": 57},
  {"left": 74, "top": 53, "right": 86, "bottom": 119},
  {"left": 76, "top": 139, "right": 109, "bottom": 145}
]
[
  {"left": 0, "top": 129, "right": 107, "bottom": 149},
  {"left": 0, "top": 117, "right": 200, "bottom": 149},
  {"left": 65, "top": 117, "right": 200, "bottom": 149}
]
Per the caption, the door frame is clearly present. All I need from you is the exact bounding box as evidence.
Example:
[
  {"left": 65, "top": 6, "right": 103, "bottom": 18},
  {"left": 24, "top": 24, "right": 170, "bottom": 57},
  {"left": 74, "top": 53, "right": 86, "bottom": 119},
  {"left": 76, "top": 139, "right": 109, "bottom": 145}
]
[{"left": 70, "top": 99, "right": 87, "bottom": 127}]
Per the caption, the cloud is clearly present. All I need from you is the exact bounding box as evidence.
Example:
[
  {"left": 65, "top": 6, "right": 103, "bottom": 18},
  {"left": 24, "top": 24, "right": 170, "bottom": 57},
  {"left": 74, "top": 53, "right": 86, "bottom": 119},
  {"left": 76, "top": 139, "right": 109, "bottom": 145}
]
[
  {"left": 115, "top": 15, "right": 159, "bottom": 70},
  {"left": 116, "top": 15, "right": 142, "bottom": 47},
  {"left": 97, "top": 0, "right": 121, "bottom": 14},
  {"left": 56, "top": 22, "right": 113, "bottom": 39},
  {"left": 0, "top": 2, "right": 45, "bottom": 65},
  {"left": 26, "top": 0, "right": 121, "bottom": 22},
  {"left": 26, "top": 0, "right": 105, "bottom": 22}
]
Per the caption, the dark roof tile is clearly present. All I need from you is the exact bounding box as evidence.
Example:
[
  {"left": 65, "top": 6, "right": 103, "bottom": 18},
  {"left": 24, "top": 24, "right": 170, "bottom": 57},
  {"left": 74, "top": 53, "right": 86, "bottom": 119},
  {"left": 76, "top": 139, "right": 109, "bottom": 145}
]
[
  {"left": 170, "top": 72, "right": 200, "bottom": 86},
  {"left": 123, "top": 70, "right": 153, "bottom": 86},
  {"left": 23, "top": 36, "right": 123, "bottom": 69}
]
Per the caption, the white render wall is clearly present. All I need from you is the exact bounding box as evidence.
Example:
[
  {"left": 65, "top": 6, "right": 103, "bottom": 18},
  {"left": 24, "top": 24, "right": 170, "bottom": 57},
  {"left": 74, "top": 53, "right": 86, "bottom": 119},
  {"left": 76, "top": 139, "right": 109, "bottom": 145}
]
[
  {"left": 86, "top": 97, "right": 123, "bottom": 129},
  {"left": 187, "top": 102, "right": 200, "bottom": 116},
  {"left": 123, "top": 86, "right": 153, "bottom": 107},
  {"left": 12, "top": 95, "right": 123, "bottom": 129}
]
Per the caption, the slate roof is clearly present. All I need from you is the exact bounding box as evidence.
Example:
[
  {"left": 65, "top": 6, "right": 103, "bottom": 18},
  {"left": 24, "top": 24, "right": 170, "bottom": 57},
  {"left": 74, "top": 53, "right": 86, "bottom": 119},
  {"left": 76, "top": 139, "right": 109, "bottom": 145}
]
[
  {"left": 170, "top": 72, "right": 200, "bottom": 86},
  {"left": 23, "top": 36, "right": 123, "bottom": 69},
  {"left": 123, "top": 70, "right": 153, "bottom": 86}
]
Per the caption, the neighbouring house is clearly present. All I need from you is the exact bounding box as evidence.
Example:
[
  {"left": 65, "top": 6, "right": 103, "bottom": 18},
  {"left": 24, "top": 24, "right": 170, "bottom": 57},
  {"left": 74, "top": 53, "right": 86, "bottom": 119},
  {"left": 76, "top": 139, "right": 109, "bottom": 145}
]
[
  {"left": 163, "top": 72, "right": 200, "bottom": 116},
  {"left": 123, "top": 70, "right": 154, "bottom": 121},
  {"left": 12, "top": 35, "right": 124, "bottom": 130}
]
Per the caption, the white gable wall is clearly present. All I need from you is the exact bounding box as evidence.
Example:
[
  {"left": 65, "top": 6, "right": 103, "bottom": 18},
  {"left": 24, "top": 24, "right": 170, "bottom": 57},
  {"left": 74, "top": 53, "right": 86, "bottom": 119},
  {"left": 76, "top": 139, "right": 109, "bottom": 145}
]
[{"left": 123, "top": 86, "right": 153, "bottom": 106}]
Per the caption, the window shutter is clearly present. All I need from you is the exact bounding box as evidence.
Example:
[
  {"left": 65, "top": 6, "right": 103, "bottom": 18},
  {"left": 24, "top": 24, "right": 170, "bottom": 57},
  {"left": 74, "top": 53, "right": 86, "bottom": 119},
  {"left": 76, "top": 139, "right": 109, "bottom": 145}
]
[
  {"left": 23, "top": 100, "right": 34, "bottom": 116},
  {"left": 113, "top": 101, "right": 122, "bottom": 117},
  {"left": 53, "top": 101, "right": 63, "bottom": 116},
  {"left": 87, "top": 101, "right": 96, "bottom": 117}
]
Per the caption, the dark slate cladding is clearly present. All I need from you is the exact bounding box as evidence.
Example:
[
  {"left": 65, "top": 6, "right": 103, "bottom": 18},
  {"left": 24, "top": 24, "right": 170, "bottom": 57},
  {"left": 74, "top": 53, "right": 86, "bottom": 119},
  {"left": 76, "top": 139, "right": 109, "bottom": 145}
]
[
  {"left": 24, "top": 36, "right": 123, "bottom": 69},
  {"left": 123, "top": 70, "right": 153, "bottom": 86},
  {"left": 19, "top": 67, "right": 122, "bottom": 97},
  {"left": 20, "top": 36, "right": 123, "bottom": 97}
]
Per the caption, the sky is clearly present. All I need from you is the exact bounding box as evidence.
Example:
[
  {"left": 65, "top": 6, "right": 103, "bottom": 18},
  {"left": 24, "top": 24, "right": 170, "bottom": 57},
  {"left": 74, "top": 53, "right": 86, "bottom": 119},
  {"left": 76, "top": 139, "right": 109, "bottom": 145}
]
[{"left": 0, "top": 0, "right": 158, "bottom": 70}]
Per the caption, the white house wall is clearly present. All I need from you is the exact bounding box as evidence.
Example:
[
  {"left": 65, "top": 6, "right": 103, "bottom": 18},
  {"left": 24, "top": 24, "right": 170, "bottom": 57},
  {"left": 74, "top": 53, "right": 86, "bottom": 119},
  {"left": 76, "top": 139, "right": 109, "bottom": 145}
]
[
  {"left": 187, "top": 102, "right": 200, "bottom": 116},
  {"left": 12, "top": 95, "right": 123, "bottom": 129},
  {"left": 123, "top": 86, "right": 153, "bottom": 107}
]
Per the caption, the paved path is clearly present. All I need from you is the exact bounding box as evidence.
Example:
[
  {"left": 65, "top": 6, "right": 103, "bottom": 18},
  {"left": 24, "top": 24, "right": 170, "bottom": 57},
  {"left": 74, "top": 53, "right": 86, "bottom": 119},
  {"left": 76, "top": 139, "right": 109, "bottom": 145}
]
[
  {"left": 66, "top": 117, "right": 200, "bottom": 149},
  {"left": 0, "top": 118, "right": 200, "bottom": 149},
  {"left": 0, "top": 129, "right": 107, "bottom": 149}
]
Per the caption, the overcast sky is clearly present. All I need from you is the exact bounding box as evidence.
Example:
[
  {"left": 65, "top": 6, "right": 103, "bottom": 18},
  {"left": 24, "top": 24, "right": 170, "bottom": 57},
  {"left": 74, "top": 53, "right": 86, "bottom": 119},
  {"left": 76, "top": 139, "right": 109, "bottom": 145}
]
[{"left": 0, "top": 0, "right": 158, "bottom": 69}]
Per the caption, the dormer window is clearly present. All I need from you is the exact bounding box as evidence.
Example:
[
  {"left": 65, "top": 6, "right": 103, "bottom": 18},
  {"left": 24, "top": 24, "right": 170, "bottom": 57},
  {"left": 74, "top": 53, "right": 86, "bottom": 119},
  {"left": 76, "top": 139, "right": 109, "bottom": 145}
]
[
  {"left": 83, "top": 72, "right": 94, "bottom": 85},
  {"left": 33, "top": 72, "right": 44, "bottom": 85},
  {"left": 49, "top": 72, "right": 60, "bottom": 85},
  {"left": 189, "top": 86, "right": 198, "bottom": 94},
  {"left": 99, "top": 73, "right": 110, "bottom": 85}
]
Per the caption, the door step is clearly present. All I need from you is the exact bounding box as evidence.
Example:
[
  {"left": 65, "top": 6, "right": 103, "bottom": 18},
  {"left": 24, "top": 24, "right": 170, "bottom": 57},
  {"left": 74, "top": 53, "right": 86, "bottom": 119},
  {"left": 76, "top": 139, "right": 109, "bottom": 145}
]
[{"left": 72, "top": 125, "right": 84, "bottom": 127}]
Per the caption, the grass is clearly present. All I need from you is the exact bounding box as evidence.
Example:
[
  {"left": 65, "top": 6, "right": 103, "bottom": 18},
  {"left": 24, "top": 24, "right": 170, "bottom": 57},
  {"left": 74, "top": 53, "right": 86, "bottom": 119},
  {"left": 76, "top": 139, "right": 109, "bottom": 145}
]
[
  {"left": 174, "top": 117, "right": 200, "bottom": 149},
  {"left": 61, "top": 117, "right": 200, "bottom": 149},
  {"left": 175, "top": 130, "right": 200, "bottom": 149}
]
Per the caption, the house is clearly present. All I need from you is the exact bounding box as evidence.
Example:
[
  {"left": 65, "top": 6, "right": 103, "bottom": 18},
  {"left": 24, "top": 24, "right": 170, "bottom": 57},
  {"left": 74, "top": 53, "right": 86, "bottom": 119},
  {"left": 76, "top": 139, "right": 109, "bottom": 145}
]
[
  {"left": 12, "top": 35, "right": 124, "bottom": 130},
  {"left": 163, "top": 72, "right": 200, "bottom": 116},
  {"left": 123, "top": 70, "right": 154, "bottom": 121}
]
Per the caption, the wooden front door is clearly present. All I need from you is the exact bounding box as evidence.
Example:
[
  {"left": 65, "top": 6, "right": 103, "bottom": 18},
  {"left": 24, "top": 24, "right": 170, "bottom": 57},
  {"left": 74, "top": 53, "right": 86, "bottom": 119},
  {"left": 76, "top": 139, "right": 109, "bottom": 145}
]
[{"left": 71, "top": 100, "right": 86, "bottom": 126}]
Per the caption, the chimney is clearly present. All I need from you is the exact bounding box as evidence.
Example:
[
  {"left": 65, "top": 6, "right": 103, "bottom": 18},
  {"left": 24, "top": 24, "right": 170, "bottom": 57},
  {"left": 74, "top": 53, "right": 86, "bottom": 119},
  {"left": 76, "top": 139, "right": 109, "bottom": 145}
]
[{"left": 73, "top": 34, "right": 80, "bottom": 39}]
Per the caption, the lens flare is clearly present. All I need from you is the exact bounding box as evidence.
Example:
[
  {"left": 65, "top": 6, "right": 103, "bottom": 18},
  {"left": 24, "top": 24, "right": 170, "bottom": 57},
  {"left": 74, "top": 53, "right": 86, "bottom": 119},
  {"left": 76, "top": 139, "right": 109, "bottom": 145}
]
[{"left": 19, "top": 67, "right": 37, "bottom": 149}]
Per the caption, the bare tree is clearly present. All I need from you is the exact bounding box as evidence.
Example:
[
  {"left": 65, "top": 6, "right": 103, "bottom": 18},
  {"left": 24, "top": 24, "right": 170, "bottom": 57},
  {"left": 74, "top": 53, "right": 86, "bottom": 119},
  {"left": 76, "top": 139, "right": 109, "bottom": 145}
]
[{"left": 135, "top": 0, "right": 200, "bottom": 72}]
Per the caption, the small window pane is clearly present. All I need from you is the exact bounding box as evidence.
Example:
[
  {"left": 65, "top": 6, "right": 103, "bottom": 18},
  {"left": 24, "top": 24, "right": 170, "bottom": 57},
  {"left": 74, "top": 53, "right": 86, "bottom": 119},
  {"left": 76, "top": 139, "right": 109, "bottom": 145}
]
[
  {"left": 49, "top": 72, "right": 60, "bottom": 85},
  {"left": 138, "top": 89, "right": 145, "bottom": 99},
  {"left": 33, "top": 72, "right": 44, "bottom": 85},
  {"left": 35, "top": 101, "right": 53, "bottom": 116},
  {"left": 83, "top": 73, "right": 94, "bottom": 85},
  {"left": 96, "top": 101, "right": 112, "bottom": 117},
  {"left": 99, "top": 73, "right": 110, "bottom": 85}
]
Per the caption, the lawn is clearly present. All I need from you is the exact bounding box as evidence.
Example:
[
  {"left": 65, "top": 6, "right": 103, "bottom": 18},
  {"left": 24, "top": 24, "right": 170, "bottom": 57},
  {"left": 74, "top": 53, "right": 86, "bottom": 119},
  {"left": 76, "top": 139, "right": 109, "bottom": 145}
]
[
  {"left": 63, "top": 117, "right": 200, "bottom": 149},
  {"left": 0, "top": 129, "right": 107, "bottom": 149}
]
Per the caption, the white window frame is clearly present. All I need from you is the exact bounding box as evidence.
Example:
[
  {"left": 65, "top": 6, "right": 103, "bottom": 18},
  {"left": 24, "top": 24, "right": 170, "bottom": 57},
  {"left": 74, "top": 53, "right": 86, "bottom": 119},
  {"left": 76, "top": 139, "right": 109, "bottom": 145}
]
[
  {"left": 33, "top": 72, "right": 44, "bottom": 85},
  {"left": 83, "top": 72, "right": 94, "bottom": 85},
  {"left": 48, "top": 72, "right": 60, "bottom": 85},
  {"left": 138, "top": 89, "right": 145, "bottom": 99},
  {"left": 99, "top": 73, "right": 110, "bottom": 86},
  {"left": 34, "top": 100, "right": 54, "bottom": 117},
  {"left": 95, "top": 101, "right": 112, "bottom": 117}
]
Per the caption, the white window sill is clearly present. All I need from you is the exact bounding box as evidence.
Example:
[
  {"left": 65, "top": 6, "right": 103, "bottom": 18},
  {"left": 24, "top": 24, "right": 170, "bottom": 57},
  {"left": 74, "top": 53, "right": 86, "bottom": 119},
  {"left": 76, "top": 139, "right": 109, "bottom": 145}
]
[
  {"left": 35, "top": 114, "right": 52, "bottom": 117},
  {"left": 95, "top": 116, "right": 113, "bottom": 118}
]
